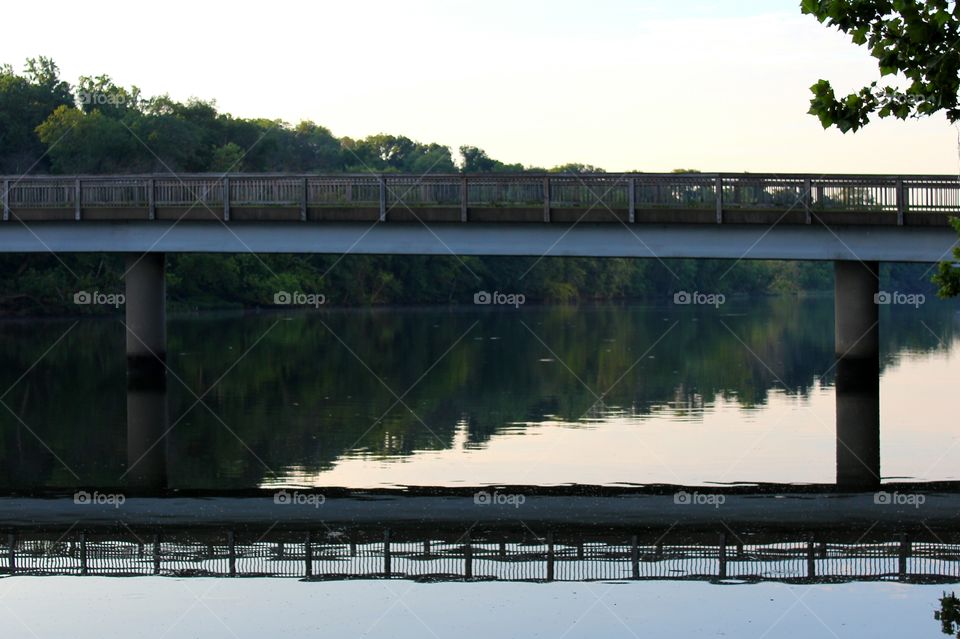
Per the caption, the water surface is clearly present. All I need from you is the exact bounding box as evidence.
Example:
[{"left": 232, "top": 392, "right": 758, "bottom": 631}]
[{"left": 0, "top": 298, "right": 957, "bottom": 490}]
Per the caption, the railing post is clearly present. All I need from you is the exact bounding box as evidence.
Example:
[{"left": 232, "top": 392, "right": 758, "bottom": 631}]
[
  {"left": 715, "top": 175, "right": 723, "bottom": 224},
  {"left": 153, "top": 533, "right": 161, "bottom": 575},
  {"left": 631, "top": 535, "right": 639, "bottom": 579},
  {"left": 546, "top": 532, "right": 554, "bottom": 581},
  {"left": 898, "top": 533, "right": 910, "bottom": 581},
  {"left": 300, "top": 177, "right": 308, "bottom": 222},
  {"left": 80, "top": 532, "right": 88, "bottom": 575},
  {"left": 804, "top": 178, "right": 812, "bottom": 224},
  {"left": 148, "top": 178, "right": 156, "bottom": 220},
  {"left": 464, "top": 534, "right": 473, "bottom": 580},
  {"left": 75, "top": 178, "right": 82, "bottom": 221},
  {"left": 378, "top": 176, "right": 387, "bottom": 222},
  {"left": 543, "top": 176, "right": 551, "bottom": 223},
  {"left": 383, "top": 529, "right": 392, "bottom": 577},
  {"left": 896, "top": 179, "right": 906, "bottom": 225},
  {"left": 305, "top": 531, "right": 313, "bottom": 578},
  {"left": 460, "top": 175, "right": 468, "bottom": 222},
  {"left": 807, "top": 537, "right": 816, "bottom": 580},
  {"left": 228, "top": 530, "right": 236, "bottom": 577},
  {"left": 628, "top": 178, "right": 636, "bottom": 223},
  {"left": 718, "top": 532, "right": 727, "bottom": 579},
  {"left": 2, "top": 179, "right": 9, "bottom": 221},
  {"left": 7, "top": 532, "right": 15, "bottom": 574},
  {"left": 223, "top": 176, "right": 230, "bottom": 221}
]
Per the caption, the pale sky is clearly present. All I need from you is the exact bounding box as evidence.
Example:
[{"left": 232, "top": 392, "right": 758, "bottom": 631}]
[{"left": 4, "top": 0, "right": 959, "bottom": 173}]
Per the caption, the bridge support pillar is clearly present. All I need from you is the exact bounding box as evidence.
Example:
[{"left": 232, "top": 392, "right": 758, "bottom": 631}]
[
  {"left": 126, "top": 380, "right": 168, "bottom": 489},
  {"left": 124, "top": 253, "right": 168, "bottom": 489},
  {"left": 833, "top": 260, "right": 880, "bottom": 491},
  {"left": 124, "top": 253, "right": 166, "bottom": 382}
]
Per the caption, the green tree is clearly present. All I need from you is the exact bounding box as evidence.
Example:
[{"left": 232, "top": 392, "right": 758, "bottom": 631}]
[
  {"left": 0, "top": 57, "right": 73, "bottom": 173},
  {"left": 76, "top": 74, "right": 141, "bottom": 119},
  {"left": 936, "top": 591, "right": 960, "bottom": 637},
  {"left": 549, "top": 163, "right": 606, "bottom": 173},
  {"left": 35, "top": 106, "right": 139, "bottom": 173},
  {"left": 804, "top": 1, "right": 960, "bottom": 299},
  {"left": 458, "top": 145, "right": 524, "bottom": 172},
  {"left": 933, "top": 218, "right": 960, "bottom": 297},
  {"left": 802, "top": 0, "right": 960, "bottom": 132}
]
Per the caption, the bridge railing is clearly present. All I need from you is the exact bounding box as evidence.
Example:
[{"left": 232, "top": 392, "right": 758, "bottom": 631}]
[
  {"left": 2, "top": 173, "right": 959, "bottom": 220},
  {"left": 2, "top": 527, "right": 957, "bottom": 583}
]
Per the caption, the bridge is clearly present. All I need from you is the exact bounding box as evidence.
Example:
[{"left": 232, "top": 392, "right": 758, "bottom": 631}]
[
  {"left": 0, "top": 172, "right": 957, "bottom": 260},
  {"left": 4, "top": 492, "right": 960, "bottom": 583},
  {"left": 2, "top": 171, "right": 958, "bottom": 492}
]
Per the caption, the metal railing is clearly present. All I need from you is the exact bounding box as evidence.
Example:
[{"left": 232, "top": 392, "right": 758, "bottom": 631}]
[
  {"left": 1, "top": 173, "right": 959, "bottom": 224},
  {"left": 2, "top": 528, "right": 957, "bottom": 583}
]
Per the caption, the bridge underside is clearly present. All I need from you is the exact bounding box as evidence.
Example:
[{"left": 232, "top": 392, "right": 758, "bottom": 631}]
[{"left": 0, "top": 221, "right": 955, "bottom": 261}]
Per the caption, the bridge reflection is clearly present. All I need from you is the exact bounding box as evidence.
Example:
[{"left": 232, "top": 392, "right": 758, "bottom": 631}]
[{"left": 3, "top": 521, "right": 959, "bottom": 584}]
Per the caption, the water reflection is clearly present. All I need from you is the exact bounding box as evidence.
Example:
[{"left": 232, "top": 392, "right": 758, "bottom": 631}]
[
  {"left": 3, "top": 491, "right": 960, "bottom": 584},
  {"left": 0, "top": 298, "right": 956, "bottom": 489},
  {"left": 126, "top": 372, "right": 168, "bottom": 490}
]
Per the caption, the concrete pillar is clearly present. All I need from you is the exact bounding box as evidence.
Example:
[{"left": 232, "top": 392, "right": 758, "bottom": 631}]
[
  {"left": 126, "top": 382, "right": 168, "bottom": 490},
  {"left": 835, "top": 357, "right": 880, "bottom": 490},
  {"left": 834, "top": 260, "right": 879, "bottom": 359},
  {"left": 124, "top": 253, "right": 168, "bottom": 489},
  {"left": 124, "top": 253, "right": 166, "bottom": 382},
  {"left": 833, "top": 260, "right": 880, "bottom": 490}
]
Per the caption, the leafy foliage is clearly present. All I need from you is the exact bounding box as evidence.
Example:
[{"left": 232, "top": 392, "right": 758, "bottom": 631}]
[
  {"left": 932, "top": 217, "right": 960, "bottom": 297},
  {"left": 936, "top": 591, "right": 960, "bottom": 637},
  {"left": 802, "top": 0, "right": 960, "bottom": 132}
]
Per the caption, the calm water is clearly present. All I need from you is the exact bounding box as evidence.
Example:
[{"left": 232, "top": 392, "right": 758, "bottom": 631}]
[
  {"left": 4, "top": 297, "right": 960, "bottom": 639},
  {"left": 1, "top": 297, "right": 957, "bottom": 490}
]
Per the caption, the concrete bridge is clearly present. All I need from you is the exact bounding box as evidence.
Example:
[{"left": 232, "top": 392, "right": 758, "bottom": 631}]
[
  {"left": 0, "top": 172, "right": 957, "bottom": 259},
  {"left": 3, "top": 172, "right": 958, "bottom": 492}
]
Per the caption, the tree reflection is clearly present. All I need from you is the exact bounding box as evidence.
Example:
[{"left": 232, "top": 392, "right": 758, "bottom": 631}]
[{"left": 936, "top": 592, "right": 960, "bottom": 637}]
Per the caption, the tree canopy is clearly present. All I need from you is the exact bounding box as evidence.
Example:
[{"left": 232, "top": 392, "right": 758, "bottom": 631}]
[
  {"left": 804, "top": 1, "right": 960, "bottom": 298},
  {"left": 802, "top": 0, "right": 960, "bottom": 132}
]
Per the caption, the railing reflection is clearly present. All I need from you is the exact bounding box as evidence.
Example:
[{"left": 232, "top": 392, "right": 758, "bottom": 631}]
[{"left": 2, "top": 526, "right": 959, "bottom": 584}]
